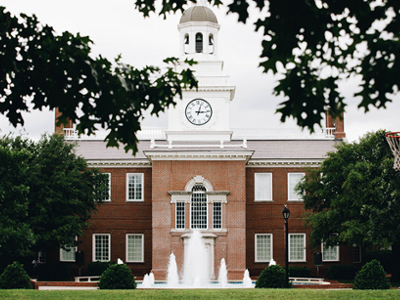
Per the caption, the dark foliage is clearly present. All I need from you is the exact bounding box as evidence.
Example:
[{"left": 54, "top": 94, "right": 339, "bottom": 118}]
[
  {"left": 0, "top": 262, "right": 32, "bottom": 289},
  {"left": 364, "top": 250, "right": 393, "bottom": 274},
  {"left": 255, "top": 265, "right": 289, "bottom": 288},
  {"left": 326, "top": 265, "right": 358, "bottom": 280},
  {"left": 36, "top": 263, "right": 71, "bottom": 281},
  {"left": 87, "top": 261, "right": 115, "bottom": 276},
  {"left": 288, "top": 266, "right": 311, "bottom": 278},
  {"left": 98, "top": 264, "right": 136, "bottom": 290},
  {"left": 353, "top": 259, "right": 390, "bottom": 290}
]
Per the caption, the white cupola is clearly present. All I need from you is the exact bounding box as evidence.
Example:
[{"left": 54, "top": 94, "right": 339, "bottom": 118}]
[{"left": 178, "top": 3, "right": 220, "bottom": 60}]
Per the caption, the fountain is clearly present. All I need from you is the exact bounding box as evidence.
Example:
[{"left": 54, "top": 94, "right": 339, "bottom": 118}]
[
  {"left": 243, "top": 269, "right": 253, "bottom": 288},
  {"left": 141, "top": 272, "right": 155, "bottom": 288},
  {"left": 218, "top": 258, "right": 228, "bottom": 287},
  {"left": 167, "top": 253, "right": 179, "bottom": 287}
]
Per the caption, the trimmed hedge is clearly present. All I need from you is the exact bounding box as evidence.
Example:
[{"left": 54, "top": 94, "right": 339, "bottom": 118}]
[
  {"left": 87, "top": 261, "right": 115, "bottom": 276},
  {"left": 98, "top": 264, "right": 136, "bottom": 289},
  {"left": 326, "top": 264, "right": 358, "bottom": 280},
  {"left": 364, "top": 250, "right": 392, "bottom": 273},
  {"left": 353, "top": 259, "right": 390, "bottom": 290},
  {"left": 37, "top": 262, "right": 71, "bottom": 281},
  {"left": 0, "top": 262, "right": 32, "bottom": 289},
  {"left": 255, "top": 265, "right": 290, "bottom": 288},
  {"left": 289, "top": 266, "right": 311, "bottom": 277}
]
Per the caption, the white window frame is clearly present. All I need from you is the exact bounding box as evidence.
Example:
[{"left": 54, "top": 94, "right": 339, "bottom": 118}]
[
  {"left": 103, "top": 173, "right": 111, "bottom": 202},
  {"left": 322, "top": 242, "right": 340, "bottom": 262},
  {"left": 352, "top": 245, "right": 362, "bottom": 263},
  {"left": 126, "top": 173, "right": 144, "bottom": 202},
  {"left": 288, "top": 173, "right": 305, "bottom": 201},
  {"left": 212, "top": 202, "right": 222, "bottom": 229},
  {"left": 60, "top": 245, "right": 77, "bottom": 262},
  {"left": 289, "top": 233, "right": 306, "bottom": 262},
  {"left": 126, "top": 234, "right": 144, "bottom": 263},
  {"left": 255, "top": 234, "right": 273, "bottom": 262},
  {"left": 92, "top": 234, "right": 111, "bottom": 262},
  {"left": 255, "top": 173, "right": 273, "bottom": 201},
  {"left": 190, "top": 184, "right": 208, "bottom": 229}
]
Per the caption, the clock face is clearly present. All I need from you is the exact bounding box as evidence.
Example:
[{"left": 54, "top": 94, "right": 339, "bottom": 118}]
[{"left": 185, "top": 99, "right": 213, "bottom": 125}]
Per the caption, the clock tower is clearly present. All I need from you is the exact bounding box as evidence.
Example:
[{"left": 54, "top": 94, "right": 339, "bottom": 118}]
[{"left": 165, "top": 3, "right": 235, "bottom": 142}]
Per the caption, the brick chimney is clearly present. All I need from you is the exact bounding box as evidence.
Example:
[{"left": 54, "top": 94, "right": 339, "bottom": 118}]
[
  {"left": 54, "top": 108, "right": 73, "bottom": 135},
  {"left": 326, "top": 112, "right": 346, "bottom": 140}
]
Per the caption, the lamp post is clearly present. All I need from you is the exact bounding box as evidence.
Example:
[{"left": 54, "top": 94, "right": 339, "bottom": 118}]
[{"left": 282, "top": 205, "right": 290, "bottom": 288}]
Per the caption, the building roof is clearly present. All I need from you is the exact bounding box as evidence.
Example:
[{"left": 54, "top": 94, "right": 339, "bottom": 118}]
[
  {"left": 73, "top": 139, "right": 338, "bottom": 163},
  {"left": 179, "top": 6, "right": 218, "bottom": 24}
]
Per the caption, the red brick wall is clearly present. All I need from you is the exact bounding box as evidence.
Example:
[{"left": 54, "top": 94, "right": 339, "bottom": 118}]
[
  {"left": 78, "top": 167, "right": 152, "bottom": 277},
  {"left": 151, "top": 159, "right": 247, "bottom": 280}
]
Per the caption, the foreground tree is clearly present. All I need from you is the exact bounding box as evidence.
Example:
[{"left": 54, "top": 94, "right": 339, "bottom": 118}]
[
  {"left": 2, "top": 1, "right": 400, "bottom": 152},
  {"left": 297, "top": 130, "right": 400, "bottom": 278},
  {"left": 0, "top": 134, "right": 108, "bottom": 264}
]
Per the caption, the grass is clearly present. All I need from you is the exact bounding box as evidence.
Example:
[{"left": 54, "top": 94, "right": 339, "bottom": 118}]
[{"left": 0, "top": 289, "right": 399, "bottom": 300}]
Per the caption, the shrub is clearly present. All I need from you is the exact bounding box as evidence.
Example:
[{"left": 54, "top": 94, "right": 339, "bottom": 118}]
[
  {"left": 87, "top": 261, "right": 115, "bottom": 276},
  {"left": 98, "top": 264, "right": 136, "bottom": 289},
  {"left": 0, "top": 262, "right": 32, "bottom": 289},
  {"left": 289, "top": 266, "right": 311, "bottom": 277},
  {"left": 353, "top": 259, "right": 390, "bottom": 290},
  {"left": 364, "top": 250, "right": 393, "bottom": 273},
  {"left": 37, "top": 262, "right": 71, "bottom": 281},
  {"left": 326, "top": 264, "right": 358, "bottom": 280},
  {"left": 255, "top": 265, "right": 289, "bottom": 288}
]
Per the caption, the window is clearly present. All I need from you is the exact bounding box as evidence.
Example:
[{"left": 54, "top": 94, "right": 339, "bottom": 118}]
[
  {"left": 60, "top": 245, "right": 77, "bottom": 262},
  {"left": 184, "top": 34, "right": 189, "bottom": 54},
  {"left": 195, "top": 33, "right": 203, "bottom": 53},
  {"left": 191, "top": 184, "right": 207, "bottom": 229},
  {"left": 126, "top": 234, "right": 144, "bottom": 263},
  {"left": 93, "top": 234, "right": 110, "bottom": 262},
  {"left": 213, "top": 202, "right": 222, "bottom": 229},
  {"left": 102, "top": 173, "right": 111, "bottom": 201},
  {"left": 289, "top": 233, "right": 306, "bottom": 262},
  {"left": 209, "top": 34, "right": 214, "bottom": 54},
  {"left": 255, "top": 173, "right": 272, "bottom": 201},
  {"left": 126, "top": 173, "right": 144, "bottom": 201},
  {"left": 176, "top": 202, "right": 185, "bottom": 229},
  {"left": 352, "top": 245, "right": 362, "bottom": 263},
  {"left": 288, "top": 173, "right": 305, "bottom": 201},
  {"left": 255, "top": 234, "right": 272, "bottom": 262},
  {"left": 322, "top": 242, "right": 339, "bottom": 261}
]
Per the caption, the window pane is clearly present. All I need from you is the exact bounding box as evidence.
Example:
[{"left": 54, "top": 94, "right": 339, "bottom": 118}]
[
  {"left": 256, "top": 234, "right": 272, "bottom": 262},
  {"left": 176, "top": 202, "right": 185, "bottom": 229},
  {"left": 352, "top": 246, "right": 361, "bottom": 263},
  {"left": 289, "top": 234, "right": 305, "bottom": 261},
  {"left": 60, "top": 246, "right": 76, "bottom": 261},
  {"left": 127, "top": 174, "right": 143, "bottom": 201},
  {"left": 127, "top": 235, "right": 143, "bottom": 262},
  {"left": 323, "top": 243, "right": 339, "bottom": 261},
  {"left": 213, "top": 202, "right": 222, "bottom": 229},
  {"left": 288, "top": 173, "right": 305, "bottom": 200},
  {"left": 255, "top": 173, "right": 272, "bottom": 201},
  {"left": 94, "top": 234, "right": 109, "bottom": 262},
  {"left": 191, "top": 184, "right": 207, "bottom": 229},
  {"left": 102, "top": 173, "right": 111, "bottom": 201}
]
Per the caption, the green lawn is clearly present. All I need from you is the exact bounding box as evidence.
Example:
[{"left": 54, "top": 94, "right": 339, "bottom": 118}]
[{"left": 0, "top": 289, "right": 399, "bottom": 300}]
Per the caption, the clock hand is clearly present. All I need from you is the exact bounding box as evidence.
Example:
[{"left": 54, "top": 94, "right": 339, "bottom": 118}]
[{"left": 197, "top": 103, "right": 202, "bottom": 115}]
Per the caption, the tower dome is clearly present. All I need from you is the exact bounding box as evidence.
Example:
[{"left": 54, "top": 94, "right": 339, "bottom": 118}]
[{"left": 179, "top": 6, "right": 218, "bottom": 24}]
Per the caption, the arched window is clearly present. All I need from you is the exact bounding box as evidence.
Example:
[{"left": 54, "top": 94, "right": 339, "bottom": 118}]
[
  {"left": 191, "top": 184, "right": 207, "bottom": 228},
  {"left": 184, "top": 34, "right": 189, "bottom": 54},
  {"left": 195, "top": 33, "right": 203, "bottom": 53},
  {"left": 209, "top": 34, "right": 214, "bottom": 54}
]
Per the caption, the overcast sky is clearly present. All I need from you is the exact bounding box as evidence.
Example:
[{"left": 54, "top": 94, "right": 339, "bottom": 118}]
[{"left": 1, "top": 0, "right": 399, "bottom": 142}]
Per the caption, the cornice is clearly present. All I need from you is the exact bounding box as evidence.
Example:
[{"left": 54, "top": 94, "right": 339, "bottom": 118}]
[
  {"left": 247, "top": 158, "right": 323, "bottom": 167},
  {"left": 87, "top": 160, "right": 152, "bottom": 168},
  {"left": 144, "top": 150, "right": 254, "bottom": 162}
]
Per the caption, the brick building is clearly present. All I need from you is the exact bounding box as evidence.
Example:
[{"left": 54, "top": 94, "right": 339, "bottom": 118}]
[{"left": 55, "top": 4, "right": 358, "bottom": 279}]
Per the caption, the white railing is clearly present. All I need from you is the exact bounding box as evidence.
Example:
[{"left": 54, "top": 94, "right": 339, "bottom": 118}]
[{"left": 64, "top": 127, "right": 336, "bottom": 141}]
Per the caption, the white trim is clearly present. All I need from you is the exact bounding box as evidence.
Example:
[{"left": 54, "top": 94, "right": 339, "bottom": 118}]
[
  {"left": 254, "top": 173, "right": 272, "bottom": 201},
  {"left": 87, "top": 160, "right": 151, "bottom": 168},
  {"left": 126, "top": 234, "right": 144, "bottom": 263},
  {"left": 126, "top": 173, "right": 144, "bottom": 202},
  {"left": 322, "top": 242, "right": 340, "bottom": 262},
  {"left": 288, "top": 173, "right": 305, "bottom": 201},
  {"left": 247, "top": 159, "right": 322, "bottom": 167},
  {"left": 176, "top": 202, "right": 185, "bottom": 230},
  {"left": 255, "top": 233, "right": 273, "bottom": 262},
  {"left": 289, "top": 233, "right": 306, "bottom": 262},
  {"left": 92, "top": 234, "right": 111, "bottom": 262},
  {"left": 144, "top": 150, "right": 254, "bottom": 162}
]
